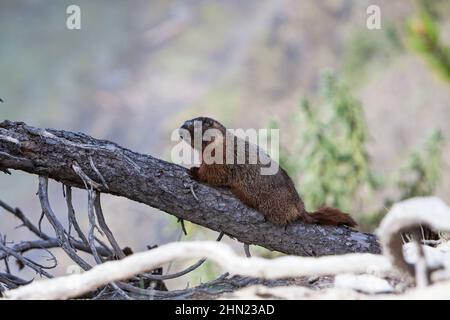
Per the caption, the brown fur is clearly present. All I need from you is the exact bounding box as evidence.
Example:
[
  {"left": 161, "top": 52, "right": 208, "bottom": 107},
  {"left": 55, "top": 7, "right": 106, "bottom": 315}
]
[
  {"left": 181, "top": 117, "right": 357, "bottom": 228},
  {"left": 310, "top": 207, "right": 357, "bottom": 227}
]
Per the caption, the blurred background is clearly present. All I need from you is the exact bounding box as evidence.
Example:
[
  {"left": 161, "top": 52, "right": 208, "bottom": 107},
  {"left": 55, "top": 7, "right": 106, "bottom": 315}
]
[{"left": 1, "top": 0, "right": 450, "bottom": 289}]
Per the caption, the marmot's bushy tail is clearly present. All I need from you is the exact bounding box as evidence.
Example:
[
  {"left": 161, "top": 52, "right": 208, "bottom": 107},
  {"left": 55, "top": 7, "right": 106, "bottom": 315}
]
[{"left": 309, "top": 207, "right": 357, "bottom": 227}]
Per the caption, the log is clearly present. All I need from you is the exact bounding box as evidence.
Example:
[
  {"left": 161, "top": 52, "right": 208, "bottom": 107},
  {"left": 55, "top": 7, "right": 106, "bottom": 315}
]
[{"left": 0, "top": 120, "right": 380, "bottom": 256}]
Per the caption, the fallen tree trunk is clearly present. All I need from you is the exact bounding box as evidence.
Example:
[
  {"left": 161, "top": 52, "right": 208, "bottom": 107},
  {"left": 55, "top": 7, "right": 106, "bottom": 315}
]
[{"left": 0, "top": 120, "right": 380, "bottom": 256}]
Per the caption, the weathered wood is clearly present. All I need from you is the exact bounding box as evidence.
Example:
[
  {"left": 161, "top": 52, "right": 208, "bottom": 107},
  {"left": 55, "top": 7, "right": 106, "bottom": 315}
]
[{"left": 0, "top": 120, "right": 380, "bottom": 256}]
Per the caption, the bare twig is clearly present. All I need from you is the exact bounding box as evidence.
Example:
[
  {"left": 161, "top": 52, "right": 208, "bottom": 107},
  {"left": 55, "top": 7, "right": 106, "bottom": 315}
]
[
  {"left": 0, "top": 239, "right": 111, "bottom": 261},
  {"left": 94, "top": 192, "right": 125, "bottom": 259},
  {"left": 1, "top": 235, "right": 11, "bottom": 274},
  {"left": 0, "top": 272, "right": 33, "bottom": 289},
  {"left": 117, "top": 272, "right": 231, "bottom": 300},
  {"left": 89, "top": 190, "right": 128, "bottom": 297},
  {"left": 38, "top": 176, "right": 92, "bottom": 271},
  {"left": 141, "top": 257, "right": 206, "bottom": 282},
  {"left": 71, "top": 161, "right": 111, "bottom": 264},
  {"left": 139, "top": 231, "right": 226, "bottom": 281},
  {"left": 86, "top": 190, "right": 103, "bottom": 264},
  {"left": 0, "top": 199, "right": 49, "bottom": 240},
  {"left": 72, "top": 161, "right": 102, "bottom": 190},
  {"left": 65, "top": 186, "right": 89, "bottom": 247},
  {"left": 0, "top": 240, "right": 53, "bottom": 279},
  {"left": 110, "top": 282, "right": 133, "bottom": 300},
  {"left": 94, "top": 236, "right": 113, "bottom": 256},
  {"left": 190, "top": 185, "right": 199, "bottom": 201},
  {"left": 0, "top": 197, "right": 111, "bottom": 260},
  {"left": 89, "top": 156, "right": 109, "bottom": 189},
  {"left": 26, "top": 247, "right": 58, "bottom": 271}
]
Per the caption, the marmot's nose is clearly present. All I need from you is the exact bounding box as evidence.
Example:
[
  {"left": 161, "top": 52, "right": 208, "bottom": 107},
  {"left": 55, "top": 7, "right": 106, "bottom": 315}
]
[{"left": 179, "top": 120, "right": 193, "bottom": 139}]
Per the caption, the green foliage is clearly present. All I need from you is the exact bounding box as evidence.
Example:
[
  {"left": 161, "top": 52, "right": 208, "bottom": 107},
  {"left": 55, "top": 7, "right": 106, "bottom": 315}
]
[
  {"left": 279, "top": 73, "right": 380, "bottom": 212},
  {"left": 276, "top": 74, "right": 445, "bottom": 229},
  {"left": 396, "top": 130, "right": 445, "bottom": 200},
  {"left": 365, "top": 130, "right": 446, "bottom": 231},
  {"left": 407, "top": 6, "right": 450, "bottom": 83}
]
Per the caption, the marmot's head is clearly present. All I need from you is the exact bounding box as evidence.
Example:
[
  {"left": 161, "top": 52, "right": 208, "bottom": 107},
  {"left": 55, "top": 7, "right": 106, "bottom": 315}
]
[{"left": 179, "top": 117, "right": 226, "bottom": 151}]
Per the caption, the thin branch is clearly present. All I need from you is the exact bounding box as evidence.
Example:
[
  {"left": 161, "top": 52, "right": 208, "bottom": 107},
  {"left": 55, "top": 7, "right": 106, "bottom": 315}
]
[
  {"left": 94, "top": 192, "right": 125, "bottom": 259},
  {"left": 0, "top": 199, "right": 49, "bottom": 240},
  {"left": 65, "top": 186, "right": 89, "bottom": 247},
  {"left": 0, "top": 273, "right": 33, "bottom": 289},
  {"left": 89, "top": 156, "right": 109, "bottom": 189},
  {"left": 109, "top": 283, "right": 133, "bottom": 300},
  {"left": 141, "top": 258, "right": 206, "bottom": 281},
  {"left": 94, "top": 236, "right": 113, "bottom": 256},
  {"left": 0, "top": 197, "right": 111, "bottom": 260},
  {"left": 116, "top": 272, "right": 231, "bottom": 300},
  {"left": 87, "top": 190, "right": 103, "bottom": 264},
  {"left": 0, "top": 239, "right": 111, "bottom": 261},
  {"left": 138, "top": 230, "right": 226, "bottom": 281},
  {"left": 38, "top": 176, "right": 92, "bottom": 271},
  {"left": 0, "top": 240, "right": 53, "bottom": 278},
  {"left": 71, "top": 162, "right": 111, "bottom": 265},
  {"left": 72, "top": 161, "right": 102, "bottom": 190}
]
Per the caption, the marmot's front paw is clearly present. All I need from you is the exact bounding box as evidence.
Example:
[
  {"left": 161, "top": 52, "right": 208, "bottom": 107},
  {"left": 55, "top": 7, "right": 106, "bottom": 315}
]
[{"left": 189, "top": 167, "right": 200, "bottom": 180}]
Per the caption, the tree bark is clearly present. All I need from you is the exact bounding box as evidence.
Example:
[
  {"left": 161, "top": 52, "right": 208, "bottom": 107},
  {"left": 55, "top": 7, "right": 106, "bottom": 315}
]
[{"left": 0, "top": 120, "right": 380, "bottom": 256}]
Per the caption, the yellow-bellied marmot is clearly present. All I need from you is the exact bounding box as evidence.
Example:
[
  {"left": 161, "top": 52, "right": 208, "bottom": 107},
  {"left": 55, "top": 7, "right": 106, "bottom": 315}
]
[{"left": 180, "top": 117, "right": 356, "bottom": 227}]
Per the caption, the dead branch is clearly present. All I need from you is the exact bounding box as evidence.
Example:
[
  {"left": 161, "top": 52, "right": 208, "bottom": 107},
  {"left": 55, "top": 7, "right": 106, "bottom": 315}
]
[
  {"left": 227, "top": 279, "right": 450, "bottom": 300},
  {"left": 0, "top": 121, "right": 380, "bottom": 256},
  {"left": 65, "top": 185, "right": 89, "bottom": 246},
  {"left": 0, "top": 196, "right": 112, "bottom": 261},
  {"left": 3, "top": 241, "right": 390, "bottom": 300},
  {"left": 94, "top": 192, "right": 125, "bottom": 259},
  {"left": 0, "top": 240, "right": 54, "bottom": 279},
  {"left": 377, "top": 196, "right": 450, "bottom": 284},
  {"left": 0, "top": 272, "right": 33, "bottom": 290},
  {"left": 38, "top": 177, "right": 92, "bottom": 270},
  {"left": 1, "top": 194, "right": 168, "bottom": 298},
  {"left": 0, "top": 200, "right": 49, "bottom": 240},
  {"left": 0, "top": 239, "right": 110, "bottom": 261}
]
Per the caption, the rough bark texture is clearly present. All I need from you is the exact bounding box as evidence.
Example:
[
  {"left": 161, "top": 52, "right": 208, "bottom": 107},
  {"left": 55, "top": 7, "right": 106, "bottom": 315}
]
[{"left": 0, "top": 120, "right": 380, "bottom": 256}]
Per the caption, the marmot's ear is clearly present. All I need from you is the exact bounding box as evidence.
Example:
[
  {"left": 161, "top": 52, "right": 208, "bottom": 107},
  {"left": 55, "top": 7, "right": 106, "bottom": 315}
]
[{"left": 0, "top": 98, "right": 3, "bottom": 103}]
